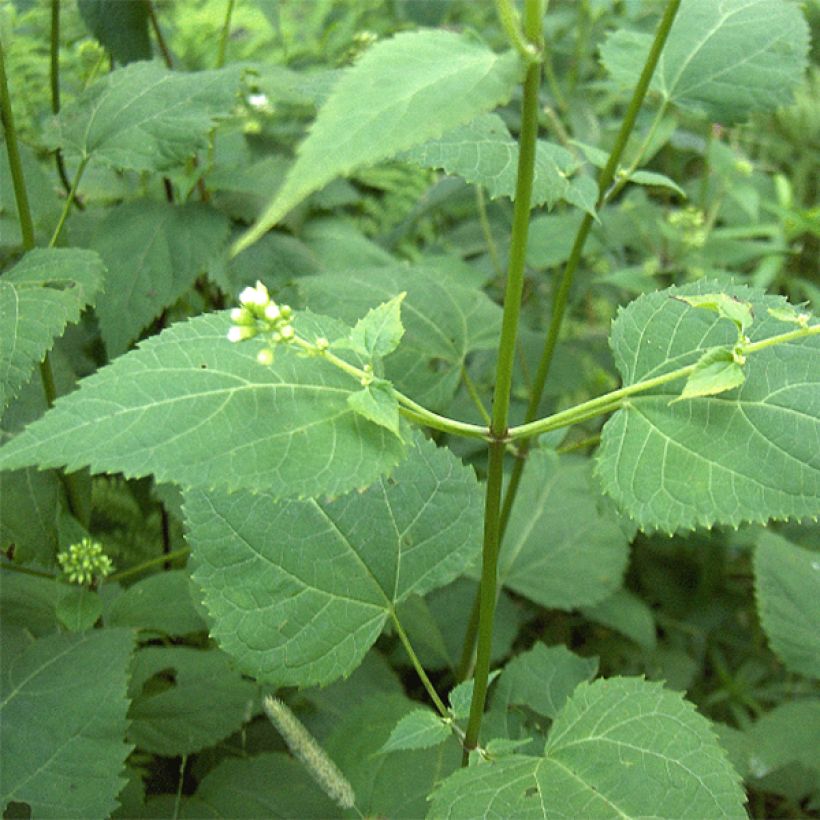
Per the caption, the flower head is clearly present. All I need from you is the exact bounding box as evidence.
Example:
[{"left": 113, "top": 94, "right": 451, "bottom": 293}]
[{"left": 57, "top": 538, "right": 114, "bottom": 585}]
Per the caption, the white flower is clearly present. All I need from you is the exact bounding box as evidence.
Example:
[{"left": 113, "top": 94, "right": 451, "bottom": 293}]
[
  {"left": 257, "top": 348, "right": 274, "bottom": 366},
  {"left": 248, "top": 92, "right": 270, "bottom": 110},
  {"left": 227, "top": 325, "right": 255, "bottom": 343},
  {"left": 264, "top": 303, "right": 281, "bottom": 322}
]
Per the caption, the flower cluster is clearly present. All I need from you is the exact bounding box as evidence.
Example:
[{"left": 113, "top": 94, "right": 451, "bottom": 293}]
[
  {"left": 227, "top": 280, "right": 294, "bottom": 364},
  {"left": 57, "top": 538, "right": 114, "bottom": 585}
]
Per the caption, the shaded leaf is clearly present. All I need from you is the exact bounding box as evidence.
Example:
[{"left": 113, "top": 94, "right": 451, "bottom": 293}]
[
  {"left": 430, "top": 678, "right": 746, "bottom": 818},
  {"left": 754, "top": 532, "right": 820, "bottom": 678},
  {"left": 448, "top": 671, "right": 502, "bottom": 720},
  {"left": 581, "top": 588, "right": 657, "bottom": 651},
  {"left": 496, "top": 451, "right": 631, "bottom": 609},
  {"left": 235, "top": 30, "right": 522, "bottom": 252},
  {"left": 596, "top": 281, "right": 820, "bottom": 532},
  {"left": 185, "top": 435, "right": 483, "bottom": 687},
  {"left": 600, "top": 0, "right": 810, "bottom": 124},
  {"left": 56, "top": 586, "right": 102, "bottom": 632},
  {"left": 105, "top": 570, "right": 207, "bottom": 636},
  {"left": 0, "top": 311, "right": 405, "bottom": 499},
  {"left": 77, "top": 0, "right": 152, "bottom": 65},
  {"left": 45, "top": 62, "right": 242, "bottom": 172},
  {"left": 127, "top": 646, "right": 257, "bottom": 756},
  {"left": 0, "top": 629, "right": 134, "bottom": 818},
  {"left": 0, "top": 248, "right": 105, "bottom": 410},
  {"left": 92, "top": 201, "right": 230, "bottom": 356}
]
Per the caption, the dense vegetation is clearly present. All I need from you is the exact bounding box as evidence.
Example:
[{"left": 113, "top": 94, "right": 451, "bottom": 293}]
[{"left": 1, "top": 0, "right": 818, "bottom": 817}]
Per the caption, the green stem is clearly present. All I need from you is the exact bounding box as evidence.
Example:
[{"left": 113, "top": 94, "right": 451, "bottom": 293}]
[
  {"left": 49, "top": 157, "right": 88, "bottom": 248},
  {"left": 463, "top": 0, "right": 543, "bottom": 763},
  {"left": 493, "top": 0, "right": 541, "bottom": 64},
  {"left": 475, "top": 185, "right": 503, "bottom": 278},
  {"left": 456, "top": 591, "right": 481, "bottom": 681},
  {"left": 108, "top": 547, "right": 191, "bottom": 583},
  {"left": 506, "top": 323, "right": 819, "bottom": 442},
  {"left": 0, "top": 39, "right": 35, "bottom": 250},
  {"left": 498, "top": 0, "right": 682, "bottom": 533},
  {"left": 389, "top": 609, "right": 448, "bottom": 717},
  {"left": 49, "top": 0, "right": 75, "bottom": 201},
  {"left": 216, "top": 0, "right": 235, "bottom": 69},
  {"left": 289, "top": 335, "right": 489, "bottom": 440},
  {"left": 0, "top": 561, "right": 55, "bottom": 579},
  {"left": 148, "top": 2, "right": 174, "bottom": 69},
  {"left": 461, "top": 365, "right": 492, "bottom": 426}
]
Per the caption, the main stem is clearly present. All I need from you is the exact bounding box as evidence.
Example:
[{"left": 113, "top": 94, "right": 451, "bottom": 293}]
[
  {"left": 462, "top": 0, "right": 543, "bottom": 762},
  {"left": 498, "top": 0, "right": 682, "bottom": 537}
]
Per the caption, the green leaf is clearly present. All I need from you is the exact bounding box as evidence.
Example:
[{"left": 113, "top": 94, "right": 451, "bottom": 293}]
[
  {"left": 235, "top": 30, "right": 522, "bottom": 253},
  {"left": 45, "top": 62, "right": 241, "bottom": 172},
  {"left": 104, "top": 570, "right": 207, "bottom": 636},
  {"left": 347, "top": 292, "right": 406, "bottom": 359},
  {"left": 429, "top": 677, "right": 746, "bottom": 818},
  {"left": 127, "top": 646, "right": 257, "bottom": 756},
  {"left": 0, "top": 248, "right": 105, "bottom": 410},
  {"left": 92, "top": 201, "right": 230, "bottom": 356},
  {"left": 347, "top": 381, "right": 402, "bottom": 437},
  {"left": 185, "top": 434, "right": 483, "bottom": 687},
  {"left": 597, "top": 281, "right": 820, "bottom": 532},
  {"left": 744, "top": 700, "right": 820, "bottom": 778},
  {"left": 379, "top": 708, "right": 451, "bottom": 753},
  {"left": 448, "top": 671, "right": 502, "bottom": 720},
  {"left": 496, "top": 451, "right": 631, "bottom": 609},
  {"left": 0, "top": 629, "right": 135, "bottom": 818},
  {"left": 0, "top": 468, "right": 59, "bottom": 566},
  {"left": 768, "top": 305, "right": 812, "bottom": 326},
  {"left": 401, "top": 113, "right": 576, "bottom": 210},
  {"left": 0, "top": 311, "right": 405, "bottom": 498},
  {"left": 677, "top": 347, "right": 746, "bottom": 401},
  {"left": 56, "top": 586, "right": 102, "bottom": 632},
  {"left": 754, "top": 532, "right": 820, "bottom": 678},
  {"left": 600, "top": 0, "right": 810, "bottom": 124},
  {"left": 676, "top": 292, "right": 754, "bottom": 333},
  {"left": 628, "top": 169, "right": 686, "bottom": 198},
  {"left": 0, "top": 573, "right": 59, "bottom": 638},
  {"left": 494, "top": 643, "right": 598, "bottom": 721},
  {"left": 186, "top": 752, "right": 342, "bottom": 818},
  {"left": 301, "top": 265, "right": 502, "bottom": 410},
  {"left": 77, "top": 0, "right": 152, "bottom": 65},
  {"left": 324, "top": 693, "right": 461, "bottom": 819},
  {"left": 581, "top": 589, "right": 658, "bottom": 651}
]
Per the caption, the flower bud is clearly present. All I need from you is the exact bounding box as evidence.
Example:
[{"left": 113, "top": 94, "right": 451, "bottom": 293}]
[
  {"left": 256, "top": 348, "right": 274, "bottom": 366},
  {"left": 227, "top": 325, "right": 256, "bottom": 343},
  {"left": 264, "top": 303, "right": 281, "bottom": 322}
]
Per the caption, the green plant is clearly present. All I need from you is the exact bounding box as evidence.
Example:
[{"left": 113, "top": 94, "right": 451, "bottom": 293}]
[{"left": 1, "top": 0, "right": 818, "bottom": 817}]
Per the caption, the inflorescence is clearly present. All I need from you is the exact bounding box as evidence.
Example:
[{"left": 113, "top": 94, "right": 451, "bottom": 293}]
[
  {"left": 57, "top": 538, "right": 114, "bottom": 586},
  {"left": 227, "top": 280, "right": 294, "bottom": 365}
]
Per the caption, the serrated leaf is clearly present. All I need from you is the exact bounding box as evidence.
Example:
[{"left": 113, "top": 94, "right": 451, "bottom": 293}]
[
  {"left": 92, "top": 201, "right": 230, "bottom": 356},
  {"left": 494, "top": 643, "right": 598, "bottom": 721},
  {"left": 301, "top": 265, "right": 502, "bottom": 410},
  {"left": 185, "top": 435, "right": 483, "bottom": 687},
  {"left": 347, "top": 381, "right": 401, "bottom": 437},
  {"left": 596, "top": 281, "right": 820, "bottom": 532},
  {"left": 677, "top": 292, "right": 754, "bottom": 332},
  {"left": 754, "top": 532, "right": 820, "bottom": 678},
  {"left": 56, "top": 586, "right": 102, "bottom": 632},
  {"left": 0, "top": 311, "right": 405, "bottom": 498},
  {"left": 0, "top": 248, "right": 105, "bottom": 410},
  {"left": 401, "top": 113, "right": 576, "bottom": 210},
  {"left": 45, "top": 62, "right": 241, "bottom": 172},
  {"left": 0, "top": 629, "right": 134, "bottom": 818},
  {"left": 767, "top": 306, "right": 811, "bottom": 325},
  {"left": 235, "top": 30, "right": 522, "bottom": 253},
  {"left": 379, "top": 708, "right": 450, "bottom": 753},
  {"left": 599, "top": 0, "right": 810, "bottom": 124},
  {"left": 429, "top": 677, "right": 746, "bottom": 818},
  {"left": 677, "top": 346, "right": 746, "bottom": 401},
  {"left": 77, "top": 0, "right": 151, "bottom": 65},
  {"left": 744, "top": 700, "right": 820, "bottom": 777},
  {"left": 127, "top": 646, "right": 257, "bottom": 756},
  {"left": 105, "top": 570, "right": 207, "bottom": 636},
  {"left": 347, "top": 292, "right": 406, "bottom": 359},
  {"left": 495, "top": 451, "right": 631, "bottom": 609}
]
